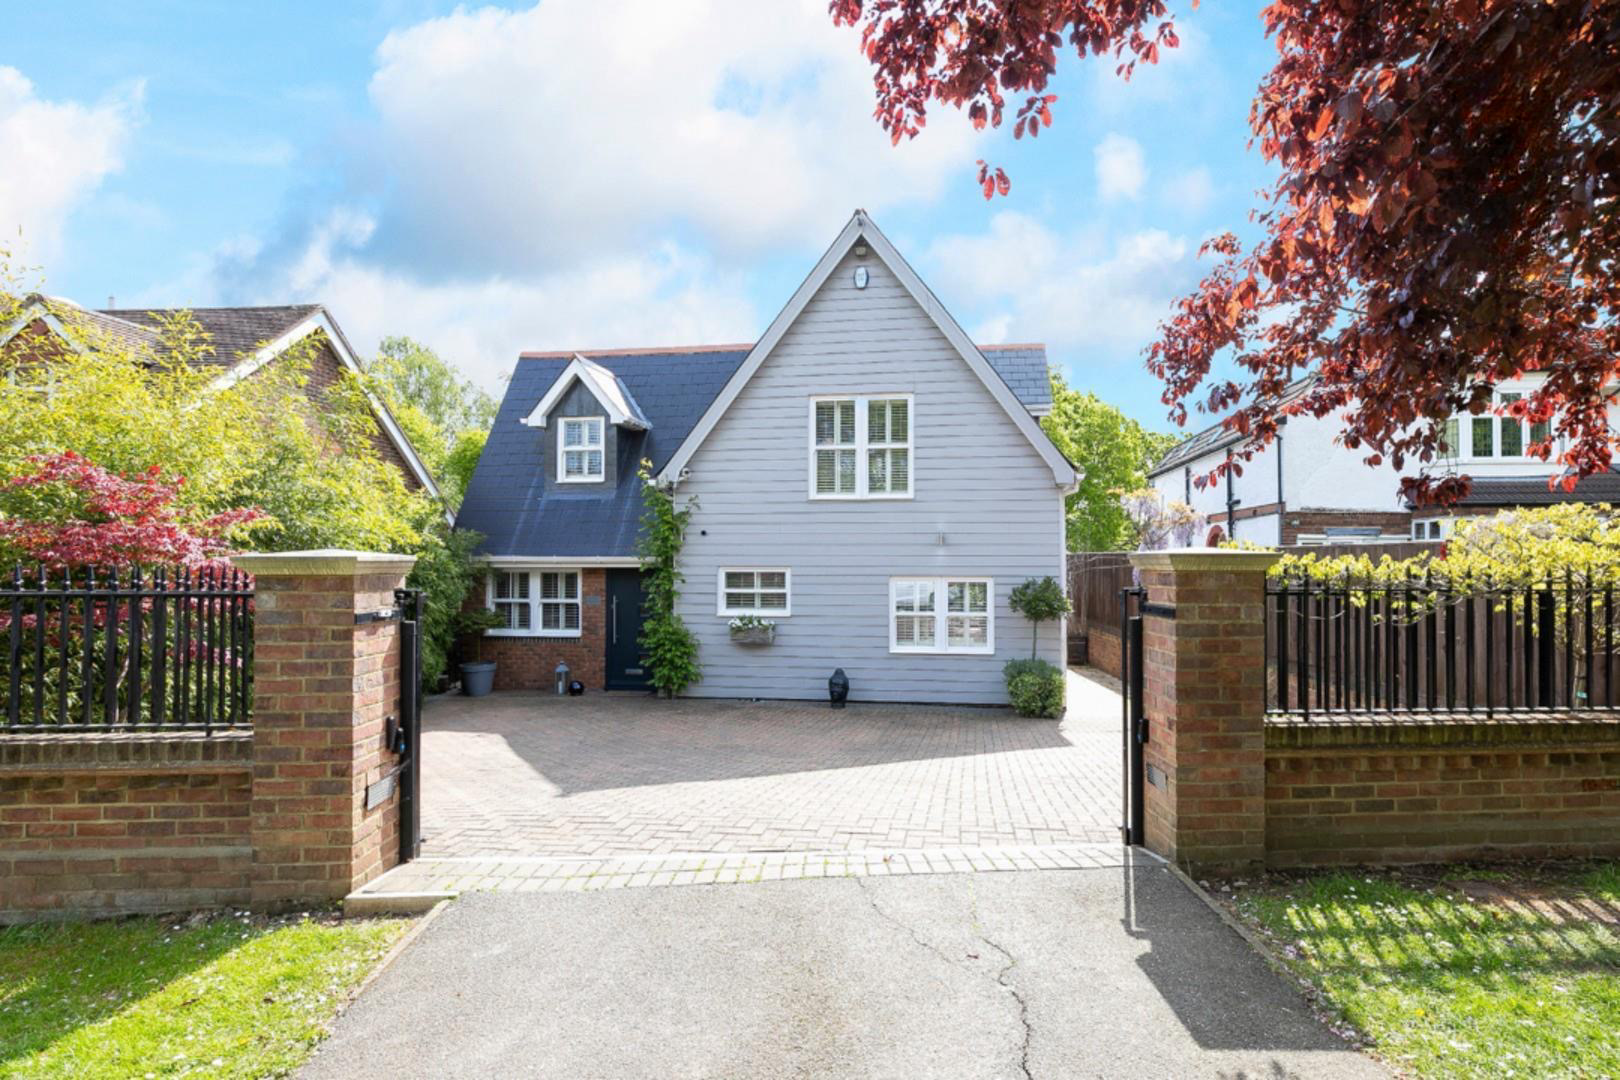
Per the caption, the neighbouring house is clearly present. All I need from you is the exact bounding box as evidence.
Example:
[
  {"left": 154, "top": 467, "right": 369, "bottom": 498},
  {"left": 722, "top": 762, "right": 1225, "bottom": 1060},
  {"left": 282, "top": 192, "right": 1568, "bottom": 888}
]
[
  {"left": 0, "top": 295, "right": 442, "bottom": 499},
  {"left": 1148, "top": 371, "right": 1620, "bottom": 545},
  {"left": 454, "top": 210, "right": 1076, "bottom": 703}
]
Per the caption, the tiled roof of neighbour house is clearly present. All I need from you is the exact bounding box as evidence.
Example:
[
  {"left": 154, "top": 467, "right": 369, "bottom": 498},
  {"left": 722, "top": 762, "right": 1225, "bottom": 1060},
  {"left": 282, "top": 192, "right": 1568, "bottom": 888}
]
[
  {"left": 979, "top": 344, "right": 1052, "bottom": 412},
  {"left": 456, "top": 348, "right": 753, "bottom": 559},
  {"left": 1411, "top": 470, "right": 1620, "bottom": 510},
  {"left": 99, "top": 304, "right": 324, "bottom": 366},
  {"left": 1148, "top": 373, "right": 1320, "bottom": 477}
]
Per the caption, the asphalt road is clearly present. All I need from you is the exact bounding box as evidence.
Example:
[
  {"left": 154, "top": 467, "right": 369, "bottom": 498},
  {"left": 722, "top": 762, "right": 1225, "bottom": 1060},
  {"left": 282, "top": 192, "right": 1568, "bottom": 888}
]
[{"left": 303, "top": 859, "right": 1386, "bottom": 1079}]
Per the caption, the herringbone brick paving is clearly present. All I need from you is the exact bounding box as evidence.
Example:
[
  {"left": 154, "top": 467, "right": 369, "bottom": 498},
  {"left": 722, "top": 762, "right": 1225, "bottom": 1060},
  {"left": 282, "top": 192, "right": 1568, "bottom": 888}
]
[{"left": 419, "top": 669, "right": 1122, "bottom": 858}]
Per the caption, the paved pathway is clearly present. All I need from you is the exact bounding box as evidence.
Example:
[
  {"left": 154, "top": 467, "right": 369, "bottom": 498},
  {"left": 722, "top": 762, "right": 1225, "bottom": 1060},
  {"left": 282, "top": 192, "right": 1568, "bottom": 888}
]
[
  {"left": 311, "top": 860, "right": 1388, "bottom": 1079},
  {"left": 417, "top": 669, "right": 1121, "bottom": 859},
  {"left": 355, "top": 841, "right": 1129, "bottom": 898}
]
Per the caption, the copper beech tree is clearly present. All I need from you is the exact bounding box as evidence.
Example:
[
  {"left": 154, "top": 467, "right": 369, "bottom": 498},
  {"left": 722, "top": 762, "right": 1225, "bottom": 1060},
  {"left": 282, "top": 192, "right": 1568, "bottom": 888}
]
[{"left": 832, "top": 0, "right": 1620, "bottom": 503}]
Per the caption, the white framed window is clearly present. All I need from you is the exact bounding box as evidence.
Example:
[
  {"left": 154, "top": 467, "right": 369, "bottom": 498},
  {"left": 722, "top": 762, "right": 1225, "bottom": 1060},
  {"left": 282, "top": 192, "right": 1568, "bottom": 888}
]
[
  {"left": 485, "top": 569, "right": 582, "bottom": 636},
  {"left": 1440, "top": 389, "right": 1552, "bottom": 464},
  {"left": 717, "top": 567, "right": 791, "bottom": 616},
  {"left": 810, "top": 395, "right": 913, "bottom": 499},
  {"left": 558, "top": 417, "right": 605, "bottom": 482},
  {"left": 889, "top": 577, "right": 993, "bottom": 655}
]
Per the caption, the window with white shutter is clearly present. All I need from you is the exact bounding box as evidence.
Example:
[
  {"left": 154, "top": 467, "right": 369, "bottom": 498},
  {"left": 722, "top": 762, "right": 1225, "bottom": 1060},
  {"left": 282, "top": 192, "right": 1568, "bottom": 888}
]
[
  {"left": 490, "top": 570, "right": 531, "bottom": 631},
  {"left": 486, "top": 569, "right": 583, "bottom": 636},
  {"left": 809, "top": 395, "right": 914, "bottom": 499},
  {"left": 890, "top": 577, "right": 993, "bottom": 654},
  {"left": 717, "top": 568, "right": 791, "bottom": 616},
  {"left": 558, "top": 418, "right": 604, "bottom": 482}
]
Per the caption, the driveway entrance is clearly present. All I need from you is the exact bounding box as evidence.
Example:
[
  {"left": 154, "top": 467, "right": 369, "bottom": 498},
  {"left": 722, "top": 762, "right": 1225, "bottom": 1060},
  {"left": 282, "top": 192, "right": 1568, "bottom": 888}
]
[{"left": 417, "top": 670, "right": 1121, "bottom": 859}]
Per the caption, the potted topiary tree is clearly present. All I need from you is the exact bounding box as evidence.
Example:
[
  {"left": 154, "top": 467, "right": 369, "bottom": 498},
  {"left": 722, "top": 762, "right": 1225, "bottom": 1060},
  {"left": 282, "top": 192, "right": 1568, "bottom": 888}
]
[{"left": 1008, "top": 576, "right": 1072, "bottom": 659}]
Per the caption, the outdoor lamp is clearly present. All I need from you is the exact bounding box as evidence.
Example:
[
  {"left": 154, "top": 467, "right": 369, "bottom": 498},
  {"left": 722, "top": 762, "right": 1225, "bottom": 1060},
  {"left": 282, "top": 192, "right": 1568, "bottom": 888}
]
[
  {"left": 829, "top": 668, "right": 849, "bottom": 709},
  {"left": 555, "top": 661, "right": 569, "bottom": 695}
]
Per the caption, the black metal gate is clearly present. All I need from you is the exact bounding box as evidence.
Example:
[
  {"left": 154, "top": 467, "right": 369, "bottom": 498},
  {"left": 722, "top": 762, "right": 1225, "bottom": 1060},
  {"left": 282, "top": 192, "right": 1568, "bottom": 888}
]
[
  {"left": 1119, "top": 586, "right": 1146, "bottom": 846},
  {"left": 396, "top": 587, "right": 422, "bottom": 863}
]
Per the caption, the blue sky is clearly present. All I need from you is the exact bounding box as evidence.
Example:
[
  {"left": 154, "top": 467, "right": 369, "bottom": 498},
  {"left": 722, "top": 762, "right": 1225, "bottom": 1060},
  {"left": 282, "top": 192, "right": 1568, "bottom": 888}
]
[{"left": 4, "top": 0, "right": 1277, "bottom": 433}]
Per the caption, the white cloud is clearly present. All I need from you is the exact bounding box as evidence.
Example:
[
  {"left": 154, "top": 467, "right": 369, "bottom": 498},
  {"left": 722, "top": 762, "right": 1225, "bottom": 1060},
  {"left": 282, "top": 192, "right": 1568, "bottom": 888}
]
[
  {"left": 205, "top": 206, "right": 756, "bottom": 390},
  {"left": 0, "top": 67, "right": 141, "bottom": 263},
  {"left": 1163, "top": 166, "right": 1214, "bottom": 215},
  {"left": 357, "top": 0, "right": 981, "bottom": 277},
  {"left": 1094, "top": 133, "right": 1146, "bottom": 202},
  {"left": 926, "top": 211, "right": 1192, "bottom": 355}
]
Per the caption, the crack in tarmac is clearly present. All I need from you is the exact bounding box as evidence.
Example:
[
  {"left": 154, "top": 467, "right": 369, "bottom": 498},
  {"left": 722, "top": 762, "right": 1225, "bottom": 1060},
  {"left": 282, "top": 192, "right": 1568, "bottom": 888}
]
[{"left": 854, "top": 876, "right": 1036, "bottom": 1080}]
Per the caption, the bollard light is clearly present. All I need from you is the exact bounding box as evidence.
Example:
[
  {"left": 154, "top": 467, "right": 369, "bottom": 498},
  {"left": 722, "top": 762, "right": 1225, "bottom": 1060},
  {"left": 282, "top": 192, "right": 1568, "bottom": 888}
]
[
  {"left": 829, "top": 668, "right": 849, "bottom": 709},
  {"left": 555, "top": 661, "right": 570, "bottom": 695}
]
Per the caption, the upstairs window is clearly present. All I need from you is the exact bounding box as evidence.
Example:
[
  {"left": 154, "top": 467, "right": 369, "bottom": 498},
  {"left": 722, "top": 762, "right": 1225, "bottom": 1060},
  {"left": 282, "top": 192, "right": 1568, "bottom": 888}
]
[
  {"left": 1440, "top": 390, "right": 1553, "bottom": 463},
  {"left": 486, "top": 569, "right": 582, "bottom": 636},
  {"left": 811, "top": 395, "right": 913, "bottom": 499},
  {"left": 559, "top": 417, "right": 604, "bottom": 482}
]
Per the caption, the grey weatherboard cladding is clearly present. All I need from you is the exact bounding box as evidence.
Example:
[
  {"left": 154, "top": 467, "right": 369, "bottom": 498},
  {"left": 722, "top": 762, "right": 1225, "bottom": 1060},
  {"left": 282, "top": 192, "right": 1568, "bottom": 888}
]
[{"left": 458, "top": 345, "right": 1053, "bottom": 560}]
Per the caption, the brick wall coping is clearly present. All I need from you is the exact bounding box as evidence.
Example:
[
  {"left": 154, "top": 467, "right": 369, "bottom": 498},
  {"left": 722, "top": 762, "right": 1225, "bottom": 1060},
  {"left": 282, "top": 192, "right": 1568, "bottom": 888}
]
[
  {"left": 231, "top": 549, "right": 417, "bottom": 578},
  {"left": 1267, "top": 715, "right": 1620, "bottom": 750},
  {"left": 1130, "top": 548, "right": 1283, "bottom": 572},
  {"left": 0, "top": 730, "right": 253, "bottom": 773}
]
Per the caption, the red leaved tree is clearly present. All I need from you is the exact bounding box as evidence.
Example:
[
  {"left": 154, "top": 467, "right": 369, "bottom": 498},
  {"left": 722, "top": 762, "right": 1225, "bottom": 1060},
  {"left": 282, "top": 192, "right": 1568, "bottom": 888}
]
[
  {"left": 833, "top": 1, "right": 1620, "bottom": 502},
  {"left": 0, "top": 451, "right": 260, "bottom": 570}
]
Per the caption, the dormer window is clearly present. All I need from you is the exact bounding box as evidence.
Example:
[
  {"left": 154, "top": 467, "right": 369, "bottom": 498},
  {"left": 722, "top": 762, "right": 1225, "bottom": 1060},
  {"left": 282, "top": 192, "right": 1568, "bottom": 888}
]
[{"left": 559, "top": 417, "right": 604, "bottom": 482}]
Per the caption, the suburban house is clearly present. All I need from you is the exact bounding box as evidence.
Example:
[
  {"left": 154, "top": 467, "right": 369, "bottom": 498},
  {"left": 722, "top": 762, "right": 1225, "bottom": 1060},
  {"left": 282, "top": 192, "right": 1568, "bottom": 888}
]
[
  {"left": 1148, "top": 371, "right": 1620, "bottom": 545},
  {"left": 455, "top": 210, "right": 1076, "bottom": 703},
  {"left": 0, "top": 295, "right": 442, "bottom": 499}
]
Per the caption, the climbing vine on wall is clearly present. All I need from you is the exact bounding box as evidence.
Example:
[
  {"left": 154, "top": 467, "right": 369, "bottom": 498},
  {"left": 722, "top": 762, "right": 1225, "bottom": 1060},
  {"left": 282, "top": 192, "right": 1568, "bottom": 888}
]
[{"left": 636, "top": 460, "right": 701, "bottom": 697}]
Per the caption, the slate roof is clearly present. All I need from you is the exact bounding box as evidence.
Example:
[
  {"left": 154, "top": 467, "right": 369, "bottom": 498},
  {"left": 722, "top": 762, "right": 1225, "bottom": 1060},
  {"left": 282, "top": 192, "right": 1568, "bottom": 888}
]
[
  {"left": 460, "top": 340, "right": 1054, "bottom": 559},
  {"left": 980, "top": 344, "right": 1052, "bottom": 411},
  {"left": 1148, "top": 374, "right": 1318, "bottom": 477},
  {"left": 1418, "top": 470, "right": 1620, "bottom": 509},
  {"left": 457, "top": 348, "right": 751, "bottom": 558}
]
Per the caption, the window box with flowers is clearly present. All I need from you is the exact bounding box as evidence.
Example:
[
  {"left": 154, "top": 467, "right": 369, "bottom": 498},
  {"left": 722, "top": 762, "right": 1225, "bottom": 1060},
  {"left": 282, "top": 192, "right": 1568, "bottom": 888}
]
[{"left": 728, "top": 615, "right": 777, "bottom": 646}]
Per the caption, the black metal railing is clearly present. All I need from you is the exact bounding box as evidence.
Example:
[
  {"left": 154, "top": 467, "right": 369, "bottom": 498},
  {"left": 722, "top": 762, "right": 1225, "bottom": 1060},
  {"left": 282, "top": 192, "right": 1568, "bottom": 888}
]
[
  {"left": 1266, "top": 571, "right": 1618, "bottom": 718},
  {"left": 2, "top": 565, "right": 254, "bottom": 733}
]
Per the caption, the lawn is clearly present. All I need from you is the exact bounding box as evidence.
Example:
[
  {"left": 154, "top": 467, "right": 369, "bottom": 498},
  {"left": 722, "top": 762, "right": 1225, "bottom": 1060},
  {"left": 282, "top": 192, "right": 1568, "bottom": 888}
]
[
  {"left": 0, "top": 910, "right": 409, "bottom": 1079},
  {"left": 1228, "top": 864, "right": 1620, "bottom": 1080}
]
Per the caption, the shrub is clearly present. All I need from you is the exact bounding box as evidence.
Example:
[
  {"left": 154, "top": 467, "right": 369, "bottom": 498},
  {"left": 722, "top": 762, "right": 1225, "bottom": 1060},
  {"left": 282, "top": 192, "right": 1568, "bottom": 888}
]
[{"left": 1004, "top": 658, "right": 1065, "bottom": 718}]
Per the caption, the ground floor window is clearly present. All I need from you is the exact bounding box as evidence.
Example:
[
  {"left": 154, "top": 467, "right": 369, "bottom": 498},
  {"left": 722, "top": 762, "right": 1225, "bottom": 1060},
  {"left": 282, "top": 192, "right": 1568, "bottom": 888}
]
[
  {"left": 487, "top": 569, "right": 582, "bottom": 636},
  {"left": 890, "top": 577, "right": 993, "bottom": 654},
  {"left": 718, "top": 568, "right": 790, "bottom": 616}
]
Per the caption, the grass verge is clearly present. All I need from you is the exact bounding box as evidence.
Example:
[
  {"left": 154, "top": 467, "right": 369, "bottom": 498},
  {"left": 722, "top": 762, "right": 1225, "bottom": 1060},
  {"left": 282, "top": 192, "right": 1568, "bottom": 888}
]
[
  {"left": 0, "top": 910, "right": 409, "bottom": 1079},
  {"left": 1224, "top": 864, "right": 1620, "bottom": 1079}
]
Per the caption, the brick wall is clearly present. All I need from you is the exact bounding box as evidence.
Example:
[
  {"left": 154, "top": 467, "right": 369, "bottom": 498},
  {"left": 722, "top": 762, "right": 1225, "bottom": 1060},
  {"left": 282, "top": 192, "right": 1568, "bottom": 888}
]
[
  {"left": 1279, "top": 510, "right": 1413, "bottom": 544},
  {"left": 1, "top": 735, "right": 254, "bottom": 921},
  {"left": 1266, "top": 719, "right": 1620, "bottom": 866},
  {"left": 1130, "top": 550, "right": 1278, "bottom": 873},
  {"left": 241, "top": 553, "right": 415, "bottom": 908},
  {"left": 467, "top": 569, "right": 608, "bottom": 691},
  {"left": 1085, "top": 626, "right": 1123, "bottom": 679}
]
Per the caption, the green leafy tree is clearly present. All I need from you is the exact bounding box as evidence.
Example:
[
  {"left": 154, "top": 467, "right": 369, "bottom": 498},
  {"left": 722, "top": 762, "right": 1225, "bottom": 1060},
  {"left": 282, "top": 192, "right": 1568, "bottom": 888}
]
[
  {"left": 1040, "top": 372, "right": 1181, "bottom": 551},
  {"left": 1008, "top": 576, "right": 1071, "bottom": 659},
  {"left": 441, "top": 429, "right": 488, "bottom": 509},
  {"left": 0, "top": 259, "right": 468, "bottom": 692}
]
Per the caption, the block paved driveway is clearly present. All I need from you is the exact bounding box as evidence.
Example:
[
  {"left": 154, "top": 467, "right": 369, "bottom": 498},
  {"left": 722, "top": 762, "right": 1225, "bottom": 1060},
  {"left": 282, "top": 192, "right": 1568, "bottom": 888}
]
[{"left": 417, "top": 669, "right": 1121, "bottom": 859}]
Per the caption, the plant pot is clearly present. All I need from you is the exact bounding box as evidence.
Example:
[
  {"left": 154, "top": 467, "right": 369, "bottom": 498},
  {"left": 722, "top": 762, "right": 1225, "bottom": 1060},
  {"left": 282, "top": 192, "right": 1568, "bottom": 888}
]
[
  {"left": 461, "top": 661, "right": 497, "bottom": 697},
  {"left": 729, "top": 625, "right": 775, "bottom": 646}
]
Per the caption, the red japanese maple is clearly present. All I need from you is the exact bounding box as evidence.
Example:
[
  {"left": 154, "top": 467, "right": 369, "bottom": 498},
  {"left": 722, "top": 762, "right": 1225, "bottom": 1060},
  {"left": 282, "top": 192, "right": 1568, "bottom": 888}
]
[
  {"left": 834, "top": 1, "right": 1620, "bottom": 502},
  {"left": 0, "top": 452, "right": 261, "bottom": 570}
]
